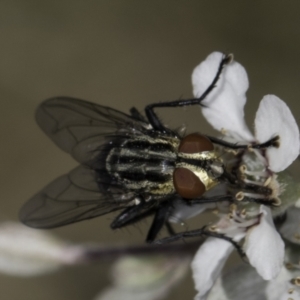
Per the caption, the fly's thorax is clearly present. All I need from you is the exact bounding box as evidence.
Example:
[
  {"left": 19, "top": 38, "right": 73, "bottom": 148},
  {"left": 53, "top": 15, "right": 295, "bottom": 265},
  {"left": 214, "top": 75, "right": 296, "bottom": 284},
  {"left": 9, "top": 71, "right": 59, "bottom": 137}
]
[
  {"left": 176, "top": 151, "right": 224, "bottom": 191},
  {"left": 104, "top": 135, "right": 180, "bottom": 196},
  {"left": 173, "top": 133, "right": 225, "bottom": 199}
]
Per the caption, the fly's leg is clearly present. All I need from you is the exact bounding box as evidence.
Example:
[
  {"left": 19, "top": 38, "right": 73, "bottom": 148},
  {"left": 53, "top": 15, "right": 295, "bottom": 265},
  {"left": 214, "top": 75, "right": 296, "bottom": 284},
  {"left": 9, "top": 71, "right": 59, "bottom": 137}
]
[
  {"left": 187, "top": 195, "right": 234, "bottom": 205},
  {"left": 207, "top": 135, "right": 280, "bottom": 150},
  {"left": 111, "top": 198, "right": 177, "bottom": 242},
  {"left": 146, "top": 200, "right": 175, "bottom": 243},
  {"left": 154, "top": 227, "right": 245, "bottom": 259},
  {"left": 110, "top": 200, "right": 156, "bottom": 229},
  {"left": 165, "top": 221, "right": 176, "bottom": 236},
  {"left": 130, "top": 107, "right": 147, "bottom": 122},
  {"left": 145, "top": 54, "right": 233, "bottom": 132}
]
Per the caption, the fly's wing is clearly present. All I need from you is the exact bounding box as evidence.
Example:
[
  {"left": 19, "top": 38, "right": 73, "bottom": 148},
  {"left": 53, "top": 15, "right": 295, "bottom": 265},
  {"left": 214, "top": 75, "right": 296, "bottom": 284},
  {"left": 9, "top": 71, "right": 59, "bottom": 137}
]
[
  {"left": 20, "top": 165, "right": 135, "bottom": 228},
  {"left": 36, "top": 97, "right": 152, "bottom": 167}
]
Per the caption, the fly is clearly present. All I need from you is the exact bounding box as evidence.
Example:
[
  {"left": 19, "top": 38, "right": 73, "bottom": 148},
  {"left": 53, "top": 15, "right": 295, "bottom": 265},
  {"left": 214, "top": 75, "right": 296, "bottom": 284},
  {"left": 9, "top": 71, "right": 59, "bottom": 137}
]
[{"left": 19, "top": 54, "right": 278, "bottom": 244}]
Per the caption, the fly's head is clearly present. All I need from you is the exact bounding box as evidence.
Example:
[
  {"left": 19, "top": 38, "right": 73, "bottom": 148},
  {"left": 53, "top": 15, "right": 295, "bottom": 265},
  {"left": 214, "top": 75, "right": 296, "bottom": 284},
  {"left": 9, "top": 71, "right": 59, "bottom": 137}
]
[{"left": 173, "top": 133, "right": 224, "bottom": 199}]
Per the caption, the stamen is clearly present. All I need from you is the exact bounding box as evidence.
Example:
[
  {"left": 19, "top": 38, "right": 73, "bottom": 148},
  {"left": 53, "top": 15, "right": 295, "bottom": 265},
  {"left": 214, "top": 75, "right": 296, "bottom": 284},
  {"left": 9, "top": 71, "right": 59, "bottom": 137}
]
[
  {"left": 293, "top": 233, "right": 300, "bottom": 241},
  {"left": 239, "top": 165, "right": 247, "bottom": 173},
  {"left": 291, "top": 277, "right": 300, "bottom": 286},
  {"left": 263, "top": 177, "right": 272, "bottom": 186},
  {"left": 240, "top": 209, "right": 247, "bottom": 217},
  {"left": 229, "top": 204, "right": 237, "bottom": 212},
  {"left": 244, "top": 169, "right": 268, "bottom": 178},
  {"left": 235, "top": 192, "right": 244, "bottom": 201},
  {"left": 209, "top": 225, "right": 217, "bottom": 232},
  {"left": 243, "top": 192, "right": 267, "bottom": 200},
  {"left": 243, "top": 178, "right": 266, "bottom": 186},
  {"left": 272, "top": 197, "right": 282, "bottom": 206}
]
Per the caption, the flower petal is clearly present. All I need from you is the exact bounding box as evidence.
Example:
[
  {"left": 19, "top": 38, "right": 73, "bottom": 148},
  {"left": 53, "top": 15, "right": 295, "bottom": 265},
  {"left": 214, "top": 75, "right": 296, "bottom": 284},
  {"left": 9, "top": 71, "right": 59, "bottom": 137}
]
[
  {"left": 192, "top": 238, "right": 234, "bottom": 300},
  {"left": 254, "top": 95, "right": 300, "bottom": 172},
  {"left": 169, "top": 185, "right": 227, "bottom": 222},
  {"left": 168, "top": 201, "right": 211, "bottom": 223},
  {"left": 279, "top": 206, "right": 300, "bottom": 244},
  {"left": 192, "top": 52, "right": 253, "bottom": 141},
  {"left": 265, "top": 267, "right": 300, "bottom": 300},
  {"left": 208, "top": 264, "right": 267, "bottom": 300},
  {"left": 95, "top": 255, "right": 190, "bottom": 300},
  {"left": 0, "top": 222, "right": 82, "bottom": 276},
  {"left": 244, "top": 205, "right": 284, "bottom": 280}
]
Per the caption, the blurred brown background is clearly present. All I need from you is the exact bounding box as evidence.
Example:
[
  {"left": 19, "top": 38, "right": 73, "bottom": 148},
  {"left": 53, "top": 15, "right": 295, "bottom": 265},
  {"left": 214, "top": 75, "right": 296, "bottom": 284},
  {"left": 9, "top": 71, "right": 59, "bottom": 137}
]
[{"left": 1, "top": 1, "right": 300, "bottom": 299}]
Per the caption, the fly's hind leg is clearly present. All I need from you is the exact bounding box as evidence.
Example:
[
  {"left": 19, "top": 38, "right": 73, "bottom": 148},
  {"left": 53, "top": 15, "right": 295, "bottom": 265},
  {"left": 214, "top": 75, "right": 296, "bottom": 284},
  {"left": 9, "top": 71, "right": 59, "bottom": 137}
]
[
  {"left": 146, "top": 200, "right": 175, "bottom": 243},
  {"left": 111, "top": 197, "right": 177, "bottom": 243},
  {"left": 110, "top": 200, "right": 156, "bottom": 230}
]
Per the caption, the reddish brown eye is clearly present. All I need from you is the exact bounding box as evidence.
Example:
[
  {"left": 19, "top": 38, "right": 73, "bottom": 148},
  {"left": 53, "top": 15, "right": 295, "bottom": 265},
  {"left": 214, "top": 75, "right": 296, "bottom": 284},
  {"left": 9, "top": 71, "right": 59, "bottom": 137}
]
[
  {"left": 179, "top": 133, "right": 213, "bottom": 153},
  {"left": 173, "top": 168, "right": 206, "bottom": 199}
]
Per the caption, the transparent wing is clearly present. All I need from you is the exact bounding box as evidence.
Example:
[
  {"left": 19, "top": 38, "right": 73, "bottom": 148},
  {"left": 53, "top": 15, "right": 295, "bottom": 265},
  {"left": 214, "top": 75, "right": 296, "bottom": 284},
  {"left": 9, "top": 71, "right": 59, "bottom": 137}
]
[
  {"left": 36, "top": 97, "right": 151, "bottom": 166},
  {"left": 19, "top": 165, "right": 135, "bottom": 228}
]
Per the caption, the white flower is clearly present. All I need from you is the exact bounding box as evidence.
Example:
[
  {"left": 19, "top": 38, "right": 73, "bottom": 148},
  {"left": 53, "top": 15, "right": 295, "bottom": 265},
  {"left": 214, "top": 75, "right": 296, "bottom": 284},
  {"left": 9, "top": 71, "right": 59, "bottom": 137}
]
[
  {"left": 243, "top": 205, "right": 284, "bottom": 280},
  {"left": 94, "top": 255, "right": 190, "bottom": 300},
  {"left": 190, "top": 52, "right": 300, "bottom": 298},
  {"left": 192, "top": 52, "right": 299, "bottom": 172},
  {"left": 207, "top": 263, "right": 300, "bottom": 300},
  {"left": 0, "top": 222, "right": 83, "bottom": 276},
  {"left": 192, "top": 237, "right": 241, "bottom": 300}
]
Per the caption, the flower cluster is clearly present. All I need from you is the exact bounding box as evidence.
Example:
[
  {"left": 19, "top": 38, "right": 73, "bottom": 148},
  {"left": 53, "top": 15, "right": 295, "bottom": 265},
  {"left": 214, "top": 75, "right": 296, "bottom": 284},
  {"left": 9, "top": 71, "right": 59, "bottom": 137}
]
[{"left": 189, "top": 52, "right": 300, "bottom": 300}]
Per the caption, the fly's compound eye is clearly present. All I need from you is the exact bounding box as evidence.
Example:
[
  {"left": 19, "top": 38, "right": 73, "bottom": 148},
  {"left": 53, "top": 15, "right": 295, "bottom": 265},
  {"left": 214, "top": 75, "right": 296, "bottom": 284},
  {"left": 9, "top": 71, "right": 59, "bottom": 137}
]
[
  {"left": 173, "top": 168, "right": 206, "bottom": 199},
  {"left": 179, "top": 133, "right": 214, "bottom": 153}
]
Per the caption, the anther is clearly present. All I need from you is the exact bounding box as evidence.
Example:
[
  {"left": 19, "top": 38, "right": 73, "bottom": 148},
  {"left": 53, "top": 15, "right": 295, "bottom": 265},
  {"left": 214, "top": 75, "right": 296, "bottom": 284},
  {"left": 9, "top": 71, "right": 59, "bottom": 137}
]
[
  {"left": 235, "top": 191, "right": 244, "bottom": 201},
  {"left": 272, "top": 197, "right": 282, "bottom": 206},
  {"left": 239, "top": 165, "right": 247, "bottom": 173},
  {"left": 229, "top": 204, "right": 237, "bottom": 212},
  {"left": 209, "top": 225, "right": 217, "bottom": 232},
  {"left": 263, "top": 177, "right": 272, "bottom": 187},
  {"left": 225, "top": 53, "right": 234, "bottom": 64},
  {"left": 272, "top": 136, "right": 280, "bottom": 148},
  {"left": 291, "top": 277, "right": 300, "bottom": 286},
  {"left": 294, "top": 233, "right": 300, "bottom": 240},
  {"left": 288, "top": 288, "right": 294, "bottom": 294}
]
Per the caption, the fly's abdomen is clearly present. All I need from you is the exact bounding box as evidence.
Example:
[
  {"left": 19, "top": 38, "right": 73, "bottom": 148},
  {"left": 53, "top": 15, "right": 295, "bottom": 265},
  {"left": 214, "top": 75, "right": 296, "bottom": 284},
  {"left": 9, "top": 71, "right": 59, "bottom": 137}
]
[{"left": 106, "top": 137, "right": 178, "bottom": 195}]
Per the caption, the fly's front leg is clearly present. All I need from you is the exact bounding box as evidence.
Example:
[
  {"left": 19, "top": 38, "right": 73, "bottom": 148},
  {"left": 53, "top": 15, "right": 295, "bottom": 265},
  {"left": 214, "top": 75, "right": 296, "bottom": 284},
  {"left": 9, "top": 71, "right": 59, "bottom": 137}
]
[
  {"left": 154, "top": 227, "right": 245, "bottom": 259},
  {"left": 130, "top": 107, "right": 147, "bottom": 122},
  {"left": 145, "top": 54, "right": 233, "bottom": 132},
  {"left": 208, "top": 135, "right": 280, "bottom": 150}
]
